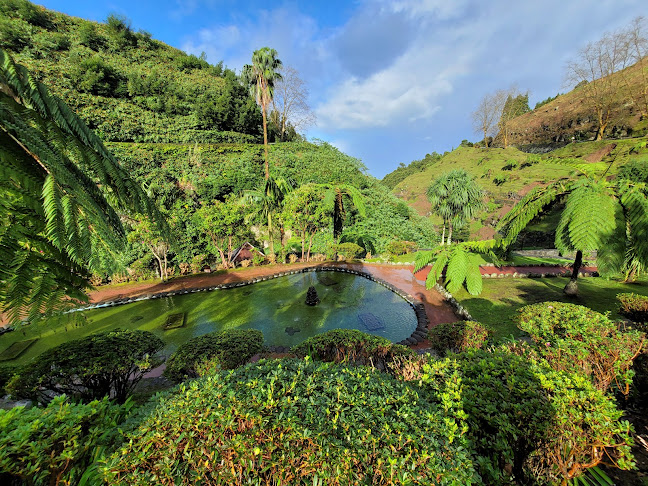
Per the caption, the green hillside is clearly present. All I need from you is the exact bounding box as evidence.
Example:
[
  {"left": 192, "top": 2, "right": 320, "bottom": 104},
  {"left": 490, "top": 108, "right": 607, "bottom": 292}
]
[
  {"left": 389, "top": 139, "right": 648, "bottom": 240},
  {"left": 0, "top": 0, "right": 262, "bottom": 143}
]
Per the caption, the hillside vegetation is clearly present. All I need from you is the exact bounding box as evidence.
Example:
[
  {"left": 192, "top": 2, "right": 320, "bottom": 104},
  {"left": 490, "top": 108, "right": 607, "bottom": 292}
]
[
  {"left": 389, "top": 139, "right": 648, "bottom": 240},
  {"left": 0, "top": 0, "right": 263, "bottom": 143}
]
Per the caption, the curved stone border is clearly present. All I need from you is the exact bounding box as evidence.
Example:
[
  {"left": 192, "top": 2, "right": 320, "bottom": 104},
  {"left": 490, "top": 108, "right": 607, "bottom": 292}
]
[
  {"left": 71, "top": 265, "right": 429, "bottom": 348},
  {"left": 433, "top": 283, "right": 474, "bottom": 322},
  {"left": 482, "top": 270, "right": 598, "bottom": 279}
]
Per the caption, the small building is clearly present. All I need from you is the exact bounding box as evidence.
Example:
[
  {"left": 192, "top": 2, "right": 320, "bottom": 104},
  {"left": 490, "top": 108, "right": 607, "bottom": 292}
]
[{"left": 229, "top": 242, "right": 265, "bottom": 265}]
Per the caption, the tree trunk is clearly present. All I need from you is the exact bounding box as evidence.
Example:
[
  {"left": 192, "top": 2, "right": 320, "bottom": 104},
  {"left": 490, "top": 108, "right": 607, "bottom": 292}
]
[
  {"left": 267, "top": 211, "right": 274, "bottom": 256},
  {"left": 163, "top": 253, "right": 168, "bottom": 281},
  {"left": 441, "top": 225, "right": 446, "bottom": 245},
  {"left": 306, "top": 233, "right": 314, "bottom": 262},
  {"left": 596, "top": 111, "right": 608, "bottom": 140},
  {"left": 262, "top": 103, "right": 269, "bottom": 180},
  {"left": 563, "top": 250, "right": 583, "bottom": 296},
  {"left": 447, "top": 224, "right": 453, "bottom": 246},
  {"left": 301, "top": 234, "right": 306, "bottom": 261}
]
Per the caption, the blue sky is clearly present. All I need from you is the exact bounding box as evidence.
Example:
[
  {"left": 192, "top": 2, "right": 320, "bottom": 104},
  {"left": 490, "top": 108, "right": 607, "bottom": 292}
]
[{"left": 38, "top": 0, "right": 647, "bottom": 178}]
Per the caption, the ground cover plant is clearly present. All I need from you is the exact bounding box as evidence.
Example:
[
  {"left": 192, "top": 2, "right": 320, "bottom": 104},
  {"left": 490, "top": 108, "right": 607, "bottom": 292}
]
[
  {"left": 427, "top": 320, "right": 492, "bottom": 356},
  {"left": 164, "top": 329, "right": 264, "bottom": 382},
  {"left": 101, "top": 358, "right": 479, "bottom": 485},
  {"left": 7, "top": 329, "right": 164, "bottom": 404}
]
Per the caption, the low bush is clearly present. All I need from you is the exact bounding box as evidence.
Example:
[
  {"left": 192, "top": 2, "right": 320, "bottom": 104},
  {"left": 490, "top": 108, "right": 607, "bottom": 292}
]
[
  {"left": 410, "top": 349, "right": 635, "bottom": 485},
  {"left": 493, "top": 174, "right": 510, "bottom": 185},
  {"left": 384, "top": 240, "right": 418, "bottom": 256},
  {"left": 327, "top": 242, "right": 364, "bottom": 260},
  {"left": 0, "top": 395, "right": 131, "bottom": 486},
  {"left": 428, "top": 320, "right": 492, "bottom": 356},
  {"left": 164, "top": 329, "right": 264, "bottom": 382},
  {"left": 516, "top": 302, "right": 646, "bottom": 394},
  {"left": 101, "top": 359, "right": 478, "bottom": 485},
  {"left": 501, "top": 159, "right": 519, "bottom": 170},
  {"left": 292, "top": 329, "right": 414, "bottom": 369},
  {"left": 7, "top": 329, "right": 164, "bottom": 404},
  {"left": 618, "top": 292, "right": 648, "bottom": 322}
]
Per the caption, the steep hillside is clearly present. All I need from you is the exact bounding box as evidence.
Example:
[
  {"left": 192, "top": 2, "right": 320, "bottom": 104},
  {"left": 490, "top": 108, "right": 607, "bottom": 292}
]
[
  {"left": 506, "top": 61, "right": 648, "bottom": 146},
  {"left": 0, "top": 0, "right": 261, "bottom": 143},
  {"left": 391, "top": 140, "right": 648, "bottom": 240}
]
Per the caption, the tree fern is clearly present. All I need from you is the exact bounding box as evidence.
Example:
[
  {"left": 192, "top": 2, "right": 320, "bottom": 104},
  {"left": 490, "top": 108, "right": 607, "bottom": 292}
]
[{"left": 0, "top": 49, "right": 166, "bottom": 324}]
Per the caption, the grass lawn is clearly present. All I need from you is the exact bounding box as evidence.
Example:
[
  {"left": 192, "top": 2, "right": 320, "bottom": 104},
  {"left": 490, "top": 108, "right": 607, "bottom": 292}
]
[{"left": 453, "top": 276, "right": 648, "bottom": 340}]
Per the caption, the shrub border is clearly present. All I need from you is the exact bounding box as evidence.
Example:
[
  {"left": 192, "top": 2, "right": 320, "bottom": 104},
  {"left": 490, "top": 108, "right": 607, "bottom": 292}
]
[{"left": 70, "top": 265, "right": 429, "bottom": 350}]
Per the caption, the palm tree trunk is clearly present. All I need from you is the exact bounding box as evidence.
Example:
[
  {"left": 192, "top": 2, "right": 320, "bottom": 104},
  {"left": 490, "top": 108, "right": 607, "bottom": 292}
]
[
  {"left": 447, "top": 224, "right": 453, "bottom": 245},
  {"left": 563, "top": 250, "right": 583, "bottom": 296},
  {"left": 441, "top": 224, "right": 446, "bottom": 245},
  {"left": 262, "top": 104, "right": 269, "bottom": 180}
]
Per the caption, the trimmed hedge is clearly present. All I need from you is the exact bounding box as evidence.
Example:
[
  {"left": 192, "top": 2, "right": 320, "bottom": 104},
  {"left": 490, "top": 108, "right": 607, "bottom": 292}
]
[
  {"left": 164, "top": 329, "right": 264, "bottom": 382},
  {"left": 516, "top": 302, "right": 646, "bottom": 394},
  {"left": 618, "top": 292, "right": 648, "bottom": 322},
  {"left": 291, "top": 329, "right": 414, "bottom": 369},
  {"left": 101, "top": 359, "right": 479, "bottom": 485},
  {"left": 7, "top": 329, "right": 164, "bottom": 404},
  {"left": 428, "top": 320, "right": 492, "bottom": 356}
]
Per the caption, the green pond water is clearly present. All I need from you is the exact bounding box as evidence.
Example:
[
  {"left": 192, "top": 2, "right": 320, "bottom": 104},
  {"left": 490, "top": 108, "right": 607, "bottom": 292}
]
[{"left": 1, "top": 271, "right": 418, "bottom": 364}]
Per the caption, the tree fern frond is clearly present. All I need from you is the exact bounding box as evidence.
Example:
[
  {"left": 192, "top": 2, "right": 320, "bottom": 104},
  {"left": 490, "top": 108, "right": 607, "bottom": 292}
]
[
  {"left": 445, "top": 246, "right": 469, "bottom": 294},
  {"left": 464, "top": 253, "right": 483, "bottom": 295}
]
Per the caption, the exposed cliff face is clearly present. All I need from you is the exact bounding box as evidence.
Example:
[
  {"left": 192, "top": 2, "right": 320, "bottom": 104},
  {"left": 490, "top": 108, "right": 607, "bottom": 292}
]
[{"left": 504, "top": 61, "right": 647, "bottom": 147}]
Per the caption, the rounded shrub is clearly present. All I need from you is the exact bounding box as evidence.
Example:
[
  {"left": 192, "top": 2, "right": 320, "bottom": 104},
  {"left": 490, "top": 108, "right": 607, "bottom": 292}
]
[
  {"left": 164, "top": 329, "right": 264, "bottom": 382},
  {"left": 428, "top": 320, "right": 492, "bottom": 356},
  {"left": 413, "top": 349, "right": 635, "bottom": 485},
  {"left": 101, "top": 358, "right": 478, "bottom": 485},
  {"left": 617, "top": 292, "right": 648, "bottom": 322},
  {"left": 7, "top": 329, "right": 164, "bottom": 404},
  {"left": 292, "top": 329, "right": 414, "bottom": 369},
  {"left": 516, "top": 302, "right": 646, "bottom": 393}
]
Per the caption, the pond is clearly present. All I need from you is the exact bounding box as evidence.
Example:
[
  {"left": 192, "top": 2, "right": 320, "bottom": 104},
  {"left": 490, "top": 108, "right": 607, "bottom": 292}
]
[{"left": 1, "top": 270, "right": 419, "bottom": 364}]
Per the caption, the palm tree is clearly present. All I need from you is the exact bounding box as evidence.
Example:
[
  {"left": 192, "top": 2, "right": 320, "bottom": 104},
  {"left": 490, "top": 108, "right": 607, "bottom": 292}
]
[
  {"left": 427, "top": 170, "right": 484, "bottom": 245},
  {"left": 499, "top": 153, "right": 648, "bottom": 295},
  {"left": 243, "top": 176, "right": 293, "bottom": 256},
  {"left": 0, "top": 49, "right": 166, "bottom": 323},
  {"left": 241, "top": 48, "right": 282, "bottom": 180},
  {"left": 317, "top": 184, "right": 366, "bottom": 243}
]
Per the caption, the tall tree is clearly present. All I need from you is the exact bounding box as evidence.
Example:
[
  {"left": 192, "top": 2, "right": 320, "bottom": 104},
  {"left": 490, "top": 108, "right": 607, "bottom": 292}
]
[
  {"left": 243, "top": 176, "right": 293, "bottom": 257},
  {"left": 499, "top": 150, "right": 648, "bottom": 295},
  {"left": 618, "top": 17, "right": 648, "bottom": 118},
  {"left": 471, "top": 91, "right": 503, "bottom": 148},
  {"left": 0, "top": 49, "right": 165, "bottom": 323},
  {"left": 270, "top": 66, "right": 316, "bottom": 141},
  {"left": 242, "top": 48, "right": 283, "bottom": 179},
  {"left": 566, "top": 31, "right": 627, "bottom": 140},
  {"left": 427, "top": 170, "right": 484, "bottom": 245},
  {"left": 498, "top": 88, "right": 530, "bottom": 148},
  {"left": 127, "top": 217, "right": 172, "bottom": 281},
  {"left": 282, "top": 184, "right": 330, "bottom": 261},
  {"left": 194, "top": 197, "right": 247, "bottom": 269}
]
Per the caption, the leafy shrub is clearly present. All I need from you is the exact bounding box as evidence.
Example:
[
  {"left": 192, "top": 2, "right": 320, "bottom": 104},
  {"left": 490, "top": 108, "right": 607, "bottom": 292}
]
[
  {"left": 105, "top": 14, "right": 137, "bottom": 51},
  {"left": 292, "top": 329, "right": 414, "bottom": 369},
  {"left": 0, "top": 17, "right": 30, "bottom": 50},
  {"left": 327, "top": 242, "right": 364, "bottom": 260},
  {"left": 164, "top": 329, "right": 264, "bottom": 382},
  {"left": 0, "top": 395, "right": 131, "bottom": 486},
  {"left": 384, "top": 239, "right": 418, "bottom": 256},
  {"left": 618, "top": 292, "right": 648, "bottom": 322},
  {"left": 0, "top": 365, "right": 17, "bottom": 395},
  {"left": 493, "top": 174, "right": 510, "bottom": 185},
  {"left": 428, "top": 320, "right": 492, "bottom": 356},
  {"left": 71, "top": 55, "right": 128, "bottom": 97},
  {"left": 8, "top": 329, "right": 164, "bottom": 404},
  {"left": 251, "top": 253, "right": 265, "bottom": 266},
  {"left": 516, "top": 302, "right": 646, "bottom": 393},
  {"left": 412, "top": 349, "right": 635, "bottom": 484},
  {"left": 176, "top": 53, "right": 209, "bottom": 71},
  {"left": 78, "top": 22, "right": 106, "bottom": 50},
  {"left": 617, "top": 160, "right": 648, "bottom": 183},
  {"left": 101, "top": 359, "right": 478, "bottom": 485},
  {"left": 501, "top": 159, "right": 518, "bottom": 170}
]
